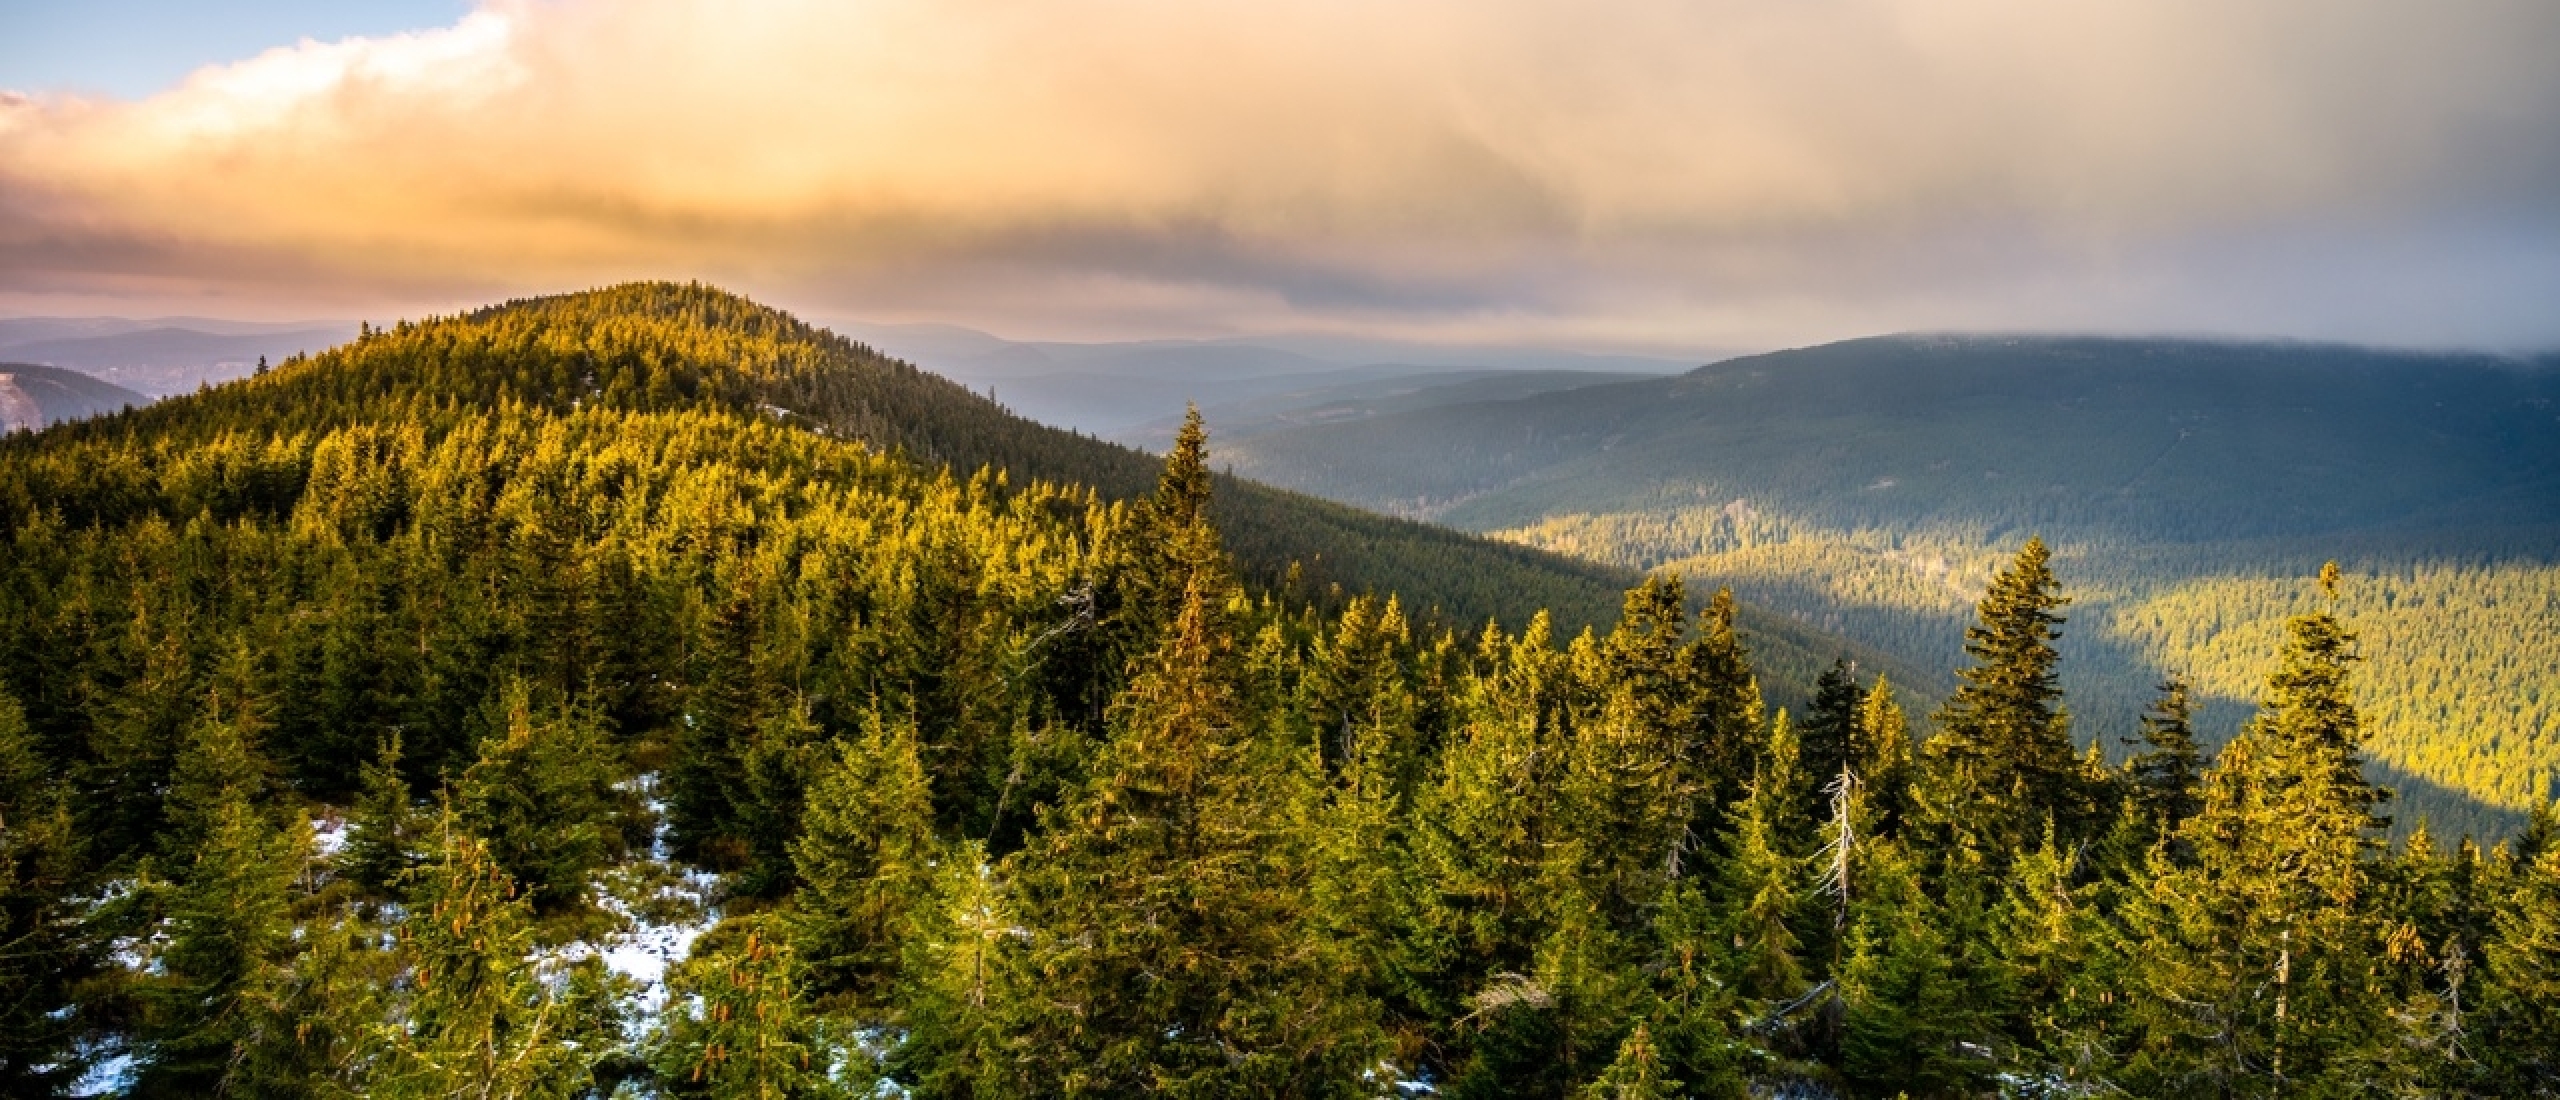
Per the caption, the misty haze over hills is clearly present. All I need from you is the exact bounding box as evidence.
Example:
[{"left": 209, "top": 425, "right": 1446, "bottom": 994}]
[
  {"left": 831, "top": 319, "right": 1696, "bottom": 437},
  {"left": 0, "top": 312, "right": 1686, "bottom": 430},
  {"left": 0, "top": 317, "right": 355, "bottom": 398}
]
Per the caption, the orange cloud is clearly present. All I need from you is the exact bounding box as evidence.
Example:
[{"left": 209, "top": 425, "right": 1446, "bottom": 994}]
[{"left": 3, "top": 0, "right": 2556, "bottom": 347}]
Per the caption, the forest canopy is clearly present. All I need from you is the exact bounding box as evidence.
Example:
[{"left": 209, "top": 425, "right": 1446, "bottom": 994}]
[{"left": 1, "top": 285, "right": 2553, "bottom": 1097}]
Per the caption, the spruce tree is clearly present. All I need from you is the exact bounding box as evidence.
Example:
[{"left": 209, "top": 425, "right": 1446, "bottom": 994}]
[
  {"left": 0, "top": 685, "right": 101, "bottom": 1095},
  {"left": 342, "top": 732, "right": 420, "bottom": 896},
  {"left": 787, "top": 703, "right": 937, "bottom": 1011},
  {"left": 897, "top": 839, "right": 1021, "bottom": 1098},
  {"left": 659, "top": 915, "right": 817, "bottom": 1099},
  {"left": 1718, "top": 713, "right": 1808, "bottom": 1006},
  {"left": 1154, "top": 404, "right": 1215, "bottom": 537},
  {"left": 2478, "top": 846, "right": 2560, "bottom": 1093},
  {"left": 2254, "top": 571, "right": 2391, "bottom": 846},
  {"left": 1581, "top": 1022, "right": 1678, "bottom": 1100},
  {"left": 1448, "top": 887, "right": 1647, "bottom": 1099},
  {"left": 1990, "top": 823, "right": 2111, "bottom": 1082},
  {"left": 2126, "top": 676, "right": 2206, "bottom": 828},
  {"left": 2517, "top": 794, "right": 2560, "bottom": 866},
  {"left": 159, "top": 650, "right": 277, "bottom": 865},
  {"left": 1835, "top": 837, "right": 1993, "bottom": 1098},
  {"left": 2340, "top": 822, "right": 2478, "bottom": 1094},
  {"left": 1301, "top": 594, "right": 1420, "bottom": 785},
  {"left": 2116, "top": 569, "right": 2393, "bottom": 1094},
  {"left": 671, "top": 585, "right": 762, "bottom": 866},
  {"left": 1634, "top": 879, "right": 1748, "bottom": 1097},
  {"left": 736, "top": 698, "right": 826, "bottom": 898},
  {"left": 1559, "top": 675, "right": 1694, "bottom": 930},
  {"left": 228, "top": 909, "right": 392, "bottom": 1099},
  {"left": 1598, "top": 577, "right": 1695, "bottom": 740},
  {"left": 1921, "top": 536, "right": 2093, "bottom": 860},
  {"left": 372, "top": 815, "right": 599, "bottom": 1099},
  {"left": 133, "top": 788, "right": 310, "bottom": 1096},
  {"left": 1670, "top": 587, "right": 1764, "bottom": 858},
  {"left": 1799, "top": 658, "right": 1866, "bottom": 816},
  {"left": 456, "top": 681, "right": 622, "bottom": 914},
  {"left": 995, "top": 578, "right": 1379, "bottom": 1095},
  {"left": 84, "top": 613, "right": 200, "bottom": 861},
  {"left": 1304, "top": 629, "right": 1433, "bottom": 1061},
  {"left": 1410, "top": 614, "right": 1571, "bottom": 1054},
  {"left": 1856, "top": 675, "right": 1916, "bottom": 839},
  {"left": 1130, "top": 405, "right": 1227, "bottom": 635}
]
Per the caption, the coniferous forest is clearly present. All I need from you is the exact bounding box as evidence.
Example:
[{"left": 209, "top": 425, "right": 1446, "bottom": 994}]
[{"left": 4, "top": 285, "right": 2557, "bottom": 1098}]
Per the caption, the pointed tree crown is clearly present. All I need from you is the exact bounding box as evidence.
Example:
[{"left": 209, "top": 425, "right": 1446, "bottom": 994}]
[{"left": 1155, "top": 405, "right": 1215, "bottom": 533}]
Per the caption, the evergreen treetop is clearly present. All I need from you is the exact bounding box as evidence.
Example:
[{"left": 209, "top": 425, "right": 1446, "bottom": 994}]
[{"left": 1924, "top": 536, "right": 2093, "bottom": 859}]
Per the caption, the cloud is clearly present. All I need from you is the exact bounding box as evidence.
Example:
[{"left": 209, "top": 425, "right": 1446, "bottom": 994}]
[{"left": 2, "top": 0, "right": 2556, "bottom": 348}]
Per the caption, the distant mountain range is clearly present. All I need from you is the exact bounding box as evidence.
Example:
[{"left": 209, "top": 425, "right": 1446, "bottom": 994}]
[
  {"left": 0, "top": 317, "right": 356, "bottom": 398},
  {"left": 831, "top": 319, "right": 1694, "bottom": 436}
]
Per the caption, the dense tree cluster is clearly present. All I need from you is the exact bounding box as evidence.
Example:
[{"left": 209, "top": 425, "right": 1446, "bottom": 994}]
[
  {"left": 1497, "top": 508, "right": 2560, "bottom": 840},
  {"left": 2, "top": 287, "right": 2555, "bottom": 1097}
]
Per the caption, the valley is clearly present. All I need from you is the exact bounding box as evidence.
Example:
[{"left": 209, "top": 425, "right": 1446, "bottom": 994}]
[{"left": 1204, "top": 335, "right": 2560, "bottom": 835}]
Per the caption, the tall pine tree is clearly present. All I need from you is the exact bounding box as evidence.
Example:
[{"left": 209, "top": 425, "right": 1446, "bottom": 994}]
[
  {"left": 787, "top": 703, "right": 938, "bottom": 1013},
  {"left": 984, "top": 433, "right": 1380, "bottom": 1095},
  {"left": 0, "top": 685, "right": 102, "bottom": 1094},
  {"left": 1799, "top": 659, "right": 1866, "bottom": 818},
  {"left": 133, "top": 761, "right": 309, "bottom": 1095},
  {"left": 2116, "top": 566, "right": 2393, "bottom": 1095},
  {"left": 1921, "top": 536, "right": 2094, "bottom": 862},
  {"left": 2123, "top": 674, "right": 2208, "bottom": 847}
]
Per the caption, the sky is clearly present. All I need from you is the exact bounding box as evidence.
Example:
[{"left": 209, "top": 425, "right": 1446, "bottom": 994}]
[{"left": 1, "top": 0, "right": 2556, "bottom": 354}]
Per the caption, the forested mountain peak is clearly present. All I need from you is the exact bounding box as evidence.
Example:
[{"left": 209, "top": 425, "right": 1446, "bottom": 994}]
[
  {"left": 33, "top": 281, "right": 1019, "bottom": 463},
  {"left": 8, "top": 281, "right": 1906, "bottom": 690}
]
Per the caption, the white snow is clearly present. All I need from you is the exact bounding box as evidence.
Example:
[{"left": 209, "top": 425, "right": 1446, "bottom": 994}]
[
  {"left": 309, "top": 813, "right": 350, "bottom": 859},
  {"left": 555, "top": 773, "right": 724, "bottom": 1019},
  {"left": 67, "top": 1049, "right": 133, "bottom": 1098}
]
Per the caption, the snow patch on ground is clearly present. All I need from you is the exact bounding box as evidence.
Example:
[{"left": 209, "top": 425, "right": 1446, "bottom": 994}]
[
  {"left": 309, "top": 812, "right": 350, "bottom": 858},
  {"left": 563, "top": 862, "right": 719, "bottom": 1017},
  {"left": 562, "top": 773, "right": 723, "bottom": 1018},
  {"left": 67, "top": 1049, "right": 134, "bottom": 1098}
]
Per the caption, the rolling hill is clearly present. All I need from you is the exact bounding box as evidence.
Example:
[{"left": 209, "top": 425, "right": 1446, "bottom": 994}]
[
  {"left": 835, "top": 318, "right": 1688, "bottom": 437},
  {"left": 0, "top": 363, "right": 146, "bottom": 433},
  {"left": 1110, "top": 367, "right": 1652, "bottom": 452},
  {"left": 1216, "top": 334, "right": 2560, "bottom": 836}
]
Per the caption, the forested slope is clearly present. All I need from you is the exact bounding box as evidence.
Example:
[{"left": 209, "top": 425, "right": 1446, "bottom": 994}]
[
  {"left": 5, "top": 311, "right": 2555, "bottom": 1094},
  {"left": 1219, "top": 335, "right": 2560, "bottom": 835}
]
